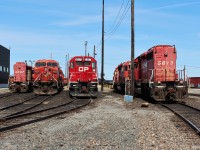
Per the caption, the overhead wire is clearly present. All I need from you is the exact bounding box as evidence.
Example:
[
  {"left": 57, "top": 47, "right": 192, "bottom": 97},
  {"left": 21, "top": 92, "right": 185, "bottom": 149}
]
[
  {"left": 95, "top": 0, "right": 130, "bottom": 50},
  {"left": 105, "top": 0, "right": 125, "bottom": 34},
  {"left": 105, "top": 0, "right": 131, "bottom": 41}
]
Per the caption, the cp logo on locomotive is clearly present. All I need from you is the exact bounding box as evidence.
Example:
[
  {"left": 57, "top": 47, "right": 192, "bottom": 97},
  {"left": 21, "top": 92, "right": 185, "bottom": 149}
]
[{"left": 79, "top": 67, "right": 89, "bottom": 72}]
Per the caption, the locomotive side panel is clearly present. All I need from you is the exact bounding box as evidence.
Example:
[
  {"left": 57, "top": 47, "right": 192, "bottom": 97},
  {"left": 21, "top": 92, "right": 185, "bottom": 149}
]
[{"left": 113, "top": 67, "right": 120, "bottom": 91}]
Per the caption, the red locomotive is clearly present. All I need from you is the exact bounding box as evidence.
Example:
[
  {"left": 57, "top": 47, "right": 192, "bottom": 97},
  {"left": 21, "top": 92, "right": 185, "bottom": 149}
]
[
  {"left": 68, "top": 56, "right": 98, "bottom": 97},
  {"left": 113, "top": 45, "right": 188, "bottom": 101},
  {"left": 32, "top": 59, "right": 64, "bottom": 95},
  {"left": 8, "top": 62, "right": 33, "bottom": 92},
  {"left": 113, "top": 61, "right": 131, "bottom": 93}
]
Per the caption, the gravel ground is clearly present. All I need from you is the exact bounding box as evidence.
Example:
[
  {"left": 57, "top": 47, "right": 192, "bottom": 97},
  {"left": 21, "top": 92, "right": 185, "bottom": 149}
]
[
  {"left": 0, "top": 88, "right": 9, "bottom": 94},
  {"left": 0, "top": 87, "right": 200, "bottom": 150}
]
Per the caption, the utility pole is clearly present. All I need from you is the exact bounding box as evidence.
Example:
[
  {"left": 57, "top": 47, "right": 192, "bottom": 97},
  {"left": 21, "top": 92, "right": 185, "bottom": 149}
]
[
  {"left": 67, "top": 53, "right": 69, "bottom": 78},
  {"left": 101, "top": 0, "right": 105, "bottom": 91},
  {"left": 93, "top": 45, "right": 97, "bottom": 58},
  {"left": 130, "top": 0, "right": 135, "bottom": 96},
  {"left": 65, "top": 54, "right": 67, "bottom": 77},
  {"left": 85, "top": 41, "right": 88, "bottom": 56}
]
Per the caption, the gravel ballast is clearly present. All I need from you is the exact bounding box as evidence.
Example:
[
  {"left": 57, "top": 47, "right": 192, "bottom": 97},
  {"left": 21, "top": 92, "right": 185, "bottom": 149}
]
[{"left": 0, "top": 87, "right": 200, "bottom": 149}]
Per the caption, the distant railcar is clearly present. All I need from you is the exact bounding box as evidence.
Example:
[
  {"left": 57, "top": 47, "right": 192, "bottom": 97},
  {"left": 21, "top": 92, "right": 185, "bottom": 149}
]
[
  {"left": 113, "top": 45, "right": 188, "bottom": 101},
  {"left": 32, "top": 59, "right": 64, "bottom": 95},
  {"left": 68, "top": 56, "right": 98, "bottom": 97},
  {"left": 189, "top": 77, "right": 200, "bottom": 88},
  {"left": 63, "top": 77, "right": 68, "bottom": 86},
  {"left": 8, "top": 62, "right": 33, "bottom": 92}
]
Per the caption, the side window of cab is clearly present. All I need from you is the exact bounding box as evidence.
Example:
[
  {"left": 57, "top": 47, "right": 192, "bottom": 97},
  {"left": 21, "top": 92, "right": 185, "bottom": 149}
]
[{"left": 70, "top": 62, "right": 74, "bottom": 68}]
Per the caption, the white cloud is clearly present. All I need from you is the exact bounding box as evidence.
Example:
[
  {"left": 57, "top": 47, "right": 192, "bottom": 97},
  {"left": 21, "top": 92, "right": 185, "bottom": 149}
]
[
  {"left": 153, "top": 2, "right": 200, "bottom": 10},
  {"left": 53, "top": 15, "right": 101, "bottom": 26}
]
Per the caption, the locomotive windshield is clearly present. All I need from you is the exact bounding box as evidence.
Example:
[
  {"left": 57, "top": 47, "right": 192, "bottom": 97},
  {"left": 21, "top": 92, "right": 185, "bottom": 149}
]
[
  {"left": 47, "top": 62, "right": 58, "bottom": 67},
  {"left": 84, "top": 61, "right": 90, "bottom": 66},
  {"left": 76, "top": 61, "right": 91, "bottom": 66},
  {"left": 35, "top": 62, "right": 46, "bottom": 67}
]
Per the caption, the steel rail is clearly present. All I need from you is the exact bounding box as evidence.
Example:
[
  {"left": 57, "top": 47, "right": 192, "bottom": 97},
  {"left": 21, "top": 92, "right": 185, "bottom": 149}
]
[
  {"left": 1, "top": 98, "right": 75, "bottom": 121},
  {"left": 189, "top": 93, "right": 200, "bottom": 97},
  {"left": 0, "top": 95, "right": 51, "bottom": 119},
  {"left": 0, "top": 93, "right": 16, "bottom": 99},
  {"left": 0, "top": 98, "right": 91, "bottom": 133},
  {"left": 0, "top": 95, "right": 39, "bottom": 111},
  {"left": 159, "top": 102, "right": 200, "bottom": 136},
  {"left": 178, "top": 102, "right": 200, "bottom": 112}
]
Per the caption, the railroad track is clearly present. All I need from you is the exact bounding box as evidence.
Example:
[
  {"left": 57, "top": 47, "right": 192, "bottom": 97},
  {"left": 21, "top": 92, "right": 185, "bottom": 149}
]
[
  {"left": 0, "top": 93, "right": 17, "bottom": 99},
  {"left": 189, "top": 93, "right": 200, "bottom": 97},
  {"left": 159, "top": 102, "right": 200, "bottom": 136},
  {"left": 0, "top": 95, "right": 51, "bottom": 119},
  {"left": 0, "top": 92, "right": 91, "bottom": 133}
]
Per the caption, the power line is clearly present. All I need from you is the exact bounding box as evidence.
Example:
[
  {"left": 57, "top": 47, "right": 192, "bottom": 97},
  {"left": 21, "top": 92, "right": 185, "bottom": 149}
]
[
  {"left": 95, "top": 0, "right": 130, "bottom": 49},
  {"left": 105, "top": 0, "right": 131, "bottom": 41},
  {"left": 105, "top": 0, "right": 125, "bottom": 34},
  {"left": 105, "top": 0, "right": 130, "bottom": 35}
]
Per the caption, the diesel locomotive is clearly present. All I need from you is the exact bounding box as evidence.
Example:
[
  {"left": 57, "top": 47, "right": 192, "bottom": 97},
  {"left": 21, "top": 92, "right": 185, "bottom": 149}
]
[
  {"left": 8, "top": 62, "right": 33, "bottom": 92},
  {"left": 68, "top": 56, "right": 98, "bottom": 97},
  {"left": 32, "top": 59, "right": 64, "bottom": 95},
  {"left": 113, "top": 45, "right": 188, "bottom": 101}
]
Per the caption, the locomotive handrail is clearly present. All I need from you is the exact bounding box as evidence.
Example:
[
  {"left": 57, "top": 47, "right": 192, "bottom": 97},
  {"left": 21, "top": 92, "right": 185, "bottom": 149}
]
[
  {"left": 49, "top": 72, "right": 59, "bottom": 87},
  {"left": 176, "top": 69, "right": 188, "bottom": 82},
  {"left": 33, "top": 73, "right": 42, "bottom": 83},
  {"left": 148, "top": 69, "right": 154, "bottom": 88}
]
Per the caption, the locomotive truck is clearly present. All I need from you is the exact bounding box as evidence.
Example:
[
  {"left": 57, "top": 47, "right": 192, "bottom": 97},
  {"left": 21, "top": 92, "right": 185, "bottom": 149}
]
[
  {"left": 8, "top": 62, "right": 33, "bottom": 92},
  {"left": 32, "top": 59, "right": 64, "bottom": 95},
  {"left": 68, "top": 56, "right": 98, "bottom": 97},
  {"left": 113, "top": 45, "right": 188, "bottom": 101}
]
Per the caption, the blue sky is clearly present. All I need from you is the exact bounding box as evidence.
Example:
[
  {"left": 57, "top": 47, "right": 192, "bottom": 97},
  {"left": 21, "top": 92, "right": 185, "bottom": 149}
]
[{"left": 0, "top": 0, "right": 200, "bottom": 80}]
